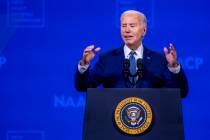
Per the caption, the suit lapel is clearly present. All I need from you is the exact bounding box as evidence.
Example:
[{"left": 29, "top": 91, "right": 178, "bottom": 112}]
[
  {"left": 142, "top": 46, "right": 152, "bottom": 68},
  {"left": 135, "top": 46, "right": 152, "bottom": 87},
  {"left": 113, "top": 46, "right": 125, "bottom": 66}
]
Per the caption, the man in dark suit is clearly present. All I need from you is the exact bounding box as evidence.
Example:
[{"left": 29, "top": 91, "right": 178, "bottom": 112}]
[{"left": 74, "top": 10, "right": 188, "bottom": 98}]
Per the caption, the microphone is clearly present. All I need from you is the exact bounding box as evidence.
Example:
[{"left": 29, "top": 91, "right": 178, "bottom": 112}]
[
  {"left": 137, "top": 58, "right": 143, "bottom": 78},
  {"left": 124, "top": 58, "right": 143, "bottom": 87},
  {"left": 123, "top": 59, "right": 130, "bottom": 80}
]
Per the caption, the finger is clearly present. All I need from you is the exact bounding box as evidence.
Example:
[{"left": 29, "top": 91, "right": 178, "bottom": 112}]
[
  {"left": 87, "top": 45, "right": 94, "bottom": 49},
  {"left": 83, "top": 51, "right": 90, "bottom": 56},
  {"left": 83, "top": 49, "right": 93, "bottom": 56},
  {"left": 84, "top": 48, "right": 94, "bottom": 54},
  {"left": 84, "top": 48, "right": 92, "bottom": 53},
  {"left": 85, "top": 45, "right": 94, "bottom": 50},
  {"left": 84, "top": 45, "right": 94, "bottom": 52},
  {"left": 94, "top": 47, "right": 101, "bottom": 53},
  {"left": 163, "top": 47, "right": 169, "bottom": 55},
  {"left": 169, "top": 43, "right": 174, "bottom": 48},
  {"left": 169, "top": 43, "right": 175, "bottom": 51},
  {"left": 170, "top": 49, "right": 176, "bottom": 55},
  {"left": 169, "top": 43, "right": 177, "bottom": 56}
]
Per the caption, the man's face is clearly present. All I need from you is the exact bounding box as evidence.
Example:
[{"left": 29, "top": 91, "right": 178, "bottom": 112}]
[{"left": 121, "top": 13, "right": 146, "bottom": 49}]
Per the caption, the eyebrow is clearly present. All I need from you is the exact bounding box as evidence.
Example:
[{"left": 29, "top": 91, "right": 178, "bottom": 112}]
[{"left": 121, "top": 23, "right": 137, "bottom": 25}]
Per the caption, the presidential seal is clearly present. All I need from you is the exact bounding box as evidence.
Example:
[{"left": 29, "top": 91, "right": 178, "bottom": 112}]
[{"left": 114, "top": 97, "right": 152, "bottom": 135}]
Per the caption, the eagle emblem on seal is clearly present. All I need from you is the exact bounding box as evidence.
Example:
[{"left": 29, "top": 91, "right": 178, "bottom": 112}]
[{"left": 126, "top": 106, "right": 143, "bottom": 126}]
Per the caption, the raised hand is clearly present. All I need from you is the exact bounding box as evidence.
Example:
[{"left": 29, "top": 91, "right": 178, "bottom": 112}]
[
  {"left": 163, "top": 43, "right": 178, "bottom": 67},
  {"left": 80, "top": 45, "right": 101, "bottom": 66}
]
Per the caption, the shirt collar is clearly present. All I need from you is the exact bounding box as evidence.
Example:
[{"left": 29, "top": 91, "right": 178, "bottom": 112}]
[{"left": 124, "top": 43, "right": 144, "bottom": 59}]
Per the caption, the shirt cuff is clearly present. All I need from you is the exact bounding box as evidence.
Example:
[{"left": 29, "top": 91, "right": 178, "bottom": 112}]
[
  {"left": 78, "top": 62, "right": 89, "bottom": 74},
  {"left": 168, "top": 64, "right": 181, "bottom": 74}
]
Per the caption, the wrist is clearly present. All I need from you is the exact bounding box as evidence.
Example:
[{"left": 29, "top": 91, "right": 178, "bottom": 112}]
[{"left": 168, "top": 63, "right": 179, "bottom": 68}]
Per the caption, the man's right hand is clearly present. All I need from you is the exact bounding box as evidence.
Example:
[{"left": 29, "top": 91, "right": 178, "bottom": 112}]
[{"left": 80, "top": 45, "right": 101, "bottom": 66}]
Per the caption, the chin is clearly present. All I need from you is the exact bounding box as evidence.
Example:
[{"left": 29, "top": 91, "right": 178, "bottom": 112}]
[{"left": 125, "top": 42, "right": 134, "bottom": 47}]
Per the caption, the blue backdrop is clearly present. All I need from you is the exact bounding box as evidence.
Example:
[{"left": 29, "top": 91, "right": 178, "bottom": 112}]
[{"left": 0, "top": 0, "right": 210, "bottom": 139}]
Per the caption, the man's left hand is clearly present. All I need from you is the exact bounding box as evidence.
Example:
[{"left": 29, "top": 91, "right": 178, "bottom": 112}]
[{"left": 164, "top": 43, "right": 178, "bottom": 68}]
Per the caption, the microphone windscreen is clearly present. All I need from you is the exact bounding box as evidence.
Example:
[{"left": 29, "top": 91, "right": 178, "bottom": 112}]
[
  {"left": 137, "top": 58, "right": 142, "bottom": 69},
  {"left": 124, "top": 59, "right": 130, "bottom": 68}
]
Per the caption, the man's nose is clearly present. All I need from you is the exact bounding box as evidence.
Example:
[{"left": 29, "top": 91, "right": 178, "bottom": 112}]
[{"left": 125, "top": 27, "right": 131, "bottom": 32}]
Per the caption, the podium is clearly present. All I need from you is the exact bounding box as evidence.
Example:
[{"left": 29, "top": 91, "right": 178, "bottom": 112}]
[{"left": 83, "top": 88, "right": 184, "bottom": 140}]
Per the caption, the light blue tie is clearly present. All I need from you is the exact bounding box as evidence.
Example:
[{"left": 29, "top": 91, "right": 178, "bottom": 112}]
[
  {"left": 129, "top": 51, "right": 136, "bottom": 75},
  {"left": 129, "top": 51, "right": 137, "bottom": 86}
]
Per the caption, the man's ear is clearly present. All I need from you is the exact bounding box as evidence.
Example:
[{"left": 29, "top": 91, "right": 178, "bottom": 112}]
[{"left": 143, "top": 27, "right": 147, "bottom": 37}]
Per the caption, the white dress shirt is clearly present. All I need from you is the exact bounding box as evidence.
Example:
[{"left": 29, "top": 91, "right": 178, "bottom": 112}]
[{"left": 124, "top": 44, "right": 143, "bottom": 60}]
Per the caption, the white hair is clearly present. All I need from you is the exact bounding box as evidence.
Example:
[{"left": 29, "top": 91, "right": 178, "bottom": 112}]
[{"left": 120, "top": 10, "right": 147, "bottom": 27}]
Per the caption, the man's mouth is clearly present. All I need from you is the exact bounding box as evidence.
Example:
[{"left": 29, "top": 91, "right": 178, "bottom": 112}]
[{"left": 124, "top": 35, "right": 133, "bottom": 40}]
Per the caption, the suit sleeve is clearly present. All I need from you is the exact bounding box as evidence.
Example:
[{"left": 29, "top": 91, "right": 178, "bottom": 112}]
[
  {"left": 74, "top": 55, "right": 105, "bottom": 92},
  {"left": 162, "top": 58, "right": 189, "bottom": 98}
]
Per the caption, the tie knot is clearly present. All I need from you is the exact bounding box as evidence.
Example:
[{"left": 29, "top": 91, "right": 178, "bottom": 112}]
[{"left": 130, "top": 51, "right": 136, "bottom": 57}]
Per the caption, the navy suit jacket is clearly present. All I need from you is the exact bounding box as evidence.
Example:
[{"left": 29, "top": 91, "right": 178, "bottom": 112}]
[{"left": 74, "top": 46, "right": 188, "bottom": 98}]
